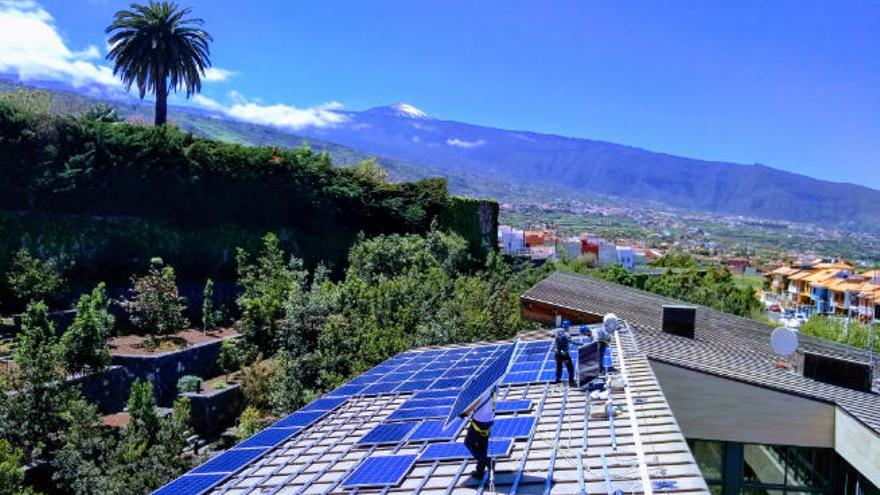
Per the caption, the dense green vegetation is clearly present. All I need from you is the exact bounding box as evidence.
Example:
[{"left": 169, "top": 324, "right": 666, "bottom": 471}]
[
  {"left": 800, "top": 316, "right": 879, "bottom": 352},
  {"left": 559, "top": 254, "right": 762, "bottom": 319}
]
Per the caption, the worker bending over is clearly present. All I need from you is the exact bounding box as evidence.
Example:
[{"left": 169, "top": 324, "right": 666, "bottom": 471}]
[{"left": 598, "top": 313, "right": 618, "bottom": 374}]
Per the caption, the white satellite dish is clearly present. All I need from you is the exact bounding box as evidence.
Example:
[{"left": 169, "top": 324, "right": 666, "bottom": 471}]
[{"left": 771, "top": 327, "right": 799, "bottom": 356}]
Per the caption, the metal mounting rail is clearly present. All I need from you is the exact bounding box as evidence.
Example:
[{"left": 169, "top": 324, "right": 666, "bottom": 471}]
[{"left": 614, "top": 328, "right": 654, "bottom": 495}]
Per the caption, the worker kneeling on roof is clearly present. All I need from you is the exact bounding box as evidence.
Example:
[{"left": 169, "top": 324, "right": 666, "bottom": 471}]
[{"left": 462, "top": 385, "right": 496, "bottom": 480}]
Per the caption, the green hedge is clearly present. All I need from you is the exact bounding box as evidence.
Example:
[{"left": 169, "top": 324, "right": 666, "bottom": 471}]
[{"left": 443, "top": 196, "right": 499, "bottom": 260}]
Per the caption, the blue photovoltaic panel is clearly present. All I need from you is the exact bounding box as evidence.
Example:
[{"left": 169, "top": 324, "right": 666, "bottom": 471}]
[
  {"left": 417, "top": 368, "right": 446, "bottom": 380},
  {"left": 442, "top": 367, "right": 478, "bottom": 378},
  {"left": 423, "top": 361, "right": 449, "bottom": 370},
  {"left": 380, "top": 372, "right": 412, "bottom": 383},
  {"left": 343, "top": 454, "right": 418, "bottom": 488},
  {"left": 236, "top": 427, "right": 299, "bottom": 449},
  {"left": 152, "top": 473, "right": 226, "bottom": 495},
  {"left": 431, "top": 377, "right": 468, "bottom": 390},
  {"left": 357, "top": 422, "right": 418, "bottom": 445},
  {"left": 417, "top": 439, "right": 513, "bottom": 462},
  {"left": 300, "top": 397, "right": 348, "bottom": 412},
  {"left": 394, "top": 363, "right": 425, "bottom": 373},
  {"left": 326, "top": 384, "right": 365, "bottom": 397},
  {"left": 445, "top": 342, "right": 517, "bottom": 426},
  {"left": 362, "top": 382, "right": 399, "bottom": 395},
  {"left": 273, "top": 411, "right": 325, "bottom": 428},
  {"left": 386, "top": 406, "right": 451, "bottom": 422},
  {"left": 495, "top": 399, "right": 533, "bottom": 414},
  {"left": 191, "top": 448, "right": 267, "bottom": 474},
  {"left": 414, "top": 389, "right": 461, "bottom": 400},
  {"left": 400, "top": 397, "right": 456, "bottom": 409},
  {"left": 517, "top": 352, "right": 546, "bottom": 362},
  {"left": 347, "top": 374, "right": 379, "bottom": 386},
  {"left": 509, "top": 361, "right": 542, "bottom": 373},
  {"left": 539, "top": 368, "right": 570, "bottom": 381},
  {"left": 407, "top": 418, "right": 464, "bottom": 441},
  {"left": 502, "top": 371, "right": 539, "bottom": 385},
  {"left": 492, "top": 416, "right": 537, "bottom": 439},
  {"left": 393, "top": 379, "right": 435, "bottom": 393}
]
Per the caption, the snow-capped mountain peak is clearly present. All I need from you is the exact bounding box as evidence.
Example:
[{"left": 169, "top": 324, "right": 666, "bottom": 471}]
[{"left": 364, "top": 102, "right": 431, "bottom": 119}]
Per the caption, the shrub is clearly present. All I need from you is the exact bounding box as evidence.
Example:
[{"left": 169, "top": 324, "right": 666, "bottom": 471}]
[
  {"left": 216, "top": 339, "right": 238, "bottom": 381},
  {"left": 212, "top": 380, "right": 226, "bottom": 390},
  {"left": 238, "top": 356, "right": 278, "bottom": 412},
  {"left": 5, "top": 248, "right": 65, "bottom": 308},
  {"left": 201, "top": 278, "right": 216, "bottom": 332},
  {"left": 60, "top": 282, "right": 114, "bottom": 376},
  {"left": 235, "top": 406, "right": 263, "bottom": 440},
  {"left": 121, "top": 257, "right": 188, "bottom": 335},
  {"left": 14, "top": 300, "right": 60, "bottom": 385},
  {"left": 176, "top": 375, "right": 202, "bottom": 394}
]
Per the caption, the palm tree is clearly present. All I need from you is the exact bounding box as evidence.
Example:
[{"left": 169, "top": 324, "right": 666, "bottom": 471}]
[{"left": 106, "top": 1, "right": 212, "bottom": 126}]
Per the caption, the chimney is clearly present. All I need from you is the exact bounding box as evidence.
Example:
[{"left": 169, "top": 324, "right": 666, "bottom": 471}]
[{"left": 661, "top": 305, "right": 696, "bottom": 339}]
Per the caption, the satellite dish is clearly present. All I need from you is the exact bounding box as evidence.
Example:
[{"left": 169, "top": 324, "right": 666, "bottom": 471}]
[{"left": 771, "top": 327, "right": 799, "bottom": 356}]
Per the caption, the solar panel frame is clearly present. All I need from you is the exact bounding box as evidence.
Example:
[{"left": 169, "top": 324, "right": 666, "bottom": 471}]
[
  {"left": 431, "top": 377, "right": 468, "bottom": 390},
  {"left": 152, "top": 473, "right": 227, "bottom": 495},
  {"left": 509, "top": 361, "right": 542, "bottom": 373},
  {"left": 272, "top": 411, "right": 325, "bottom": 428},
  {"left": 495, "top": 399, "right": 533, "bottom": 414},
  {"left": 356, "top": 422, "right": 418, "bottom": 445},
  {"left": 342, "top": 454, "right": 418, "bottom": 488},
  {"left": 413, "top": 389, "right": 462, "bottom": 400},
  {"left": 386, "top": 406, "right": 451, "bottom": 422},
  {"left": 190, "top": 448, "right": 268, "bottom": 474},
  {"left": 361, "top": 382, "right": 399, "bottom": 395},
  {"left": 393, "top": 379, "right": 435, "bottom": 393},
  {"left": 445, "top": 341, "right": 517, "bottom": 426},
  {"left": 502, "top": 370, "right": 540, "bottom": 385},
  {"left": 440, "top": 367, "right": 478, "bottom": 378},
  {"left": 379, "top": 372, "right": 412, "bottom": 383},
  {"left": 417, "top": 439, "right": 513, "bottom": 462},
  {"left": 326, "top": 384, "right": 366, "bottom": 397},
  {"left": 399, "top": 397, "right": 456, "bottom": 409},
  {"left": 407, "top": 418, "right": 465, "bottom": 441},
  {"left": 492, "top": 416, "right": 537, "bottom": 439},
  {"left": 235, "top": 427, "right": 300, "bottom": 449}
]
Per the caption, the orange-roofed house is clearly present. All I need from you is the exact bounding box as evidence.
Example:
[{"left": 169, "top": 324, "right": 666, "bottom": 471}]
[
  {"left": 787, "top": 269, "right": 816, "bottom": 308},
  {"left": 805, "top": 267, "right": 854, "bottom": 314},
  {"left": 524, "top": 230, "right": 546, "bottom": 248},
  {"left": 765, "top": 266, "right": 800, "bottom": 299}
]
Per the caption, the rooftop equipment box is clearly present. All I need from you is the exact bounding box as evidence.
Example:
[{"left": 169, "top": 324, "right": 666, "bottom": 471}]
[
  {"left": 661, "top": 305, "right": 697, "bottom": 339},
  {"left": 802, "top": 352, "right": 873, "bottom": 393}
]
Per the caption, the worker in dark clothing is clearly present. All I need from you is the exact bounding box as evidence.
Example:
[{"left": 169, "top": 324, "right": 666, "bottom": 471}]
[{"left": 554, "top": 326, "right": 576, "bottom": 386}]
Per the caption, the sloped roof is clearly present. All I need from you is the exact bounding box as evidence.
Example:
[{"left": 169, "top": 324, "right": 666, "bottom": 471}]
[
  {"left": 155, "top": 327, "right": 707, "bottom": 495},
  {"left": 521, "top": 272, "right": 880, "bottom": 435}
]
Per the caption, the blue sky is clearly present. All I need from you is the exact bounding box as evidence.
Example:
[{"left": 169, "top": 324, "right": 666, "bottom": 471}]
[{"left": 2, "top": 0, "right": 878, "bottom": 188}]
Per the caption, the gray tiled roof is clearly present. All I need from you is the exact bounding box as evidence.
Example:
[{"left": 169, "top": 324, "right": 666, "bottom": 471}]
[{"left": 521, "top": 271, "right": 880, "bottom": 435}]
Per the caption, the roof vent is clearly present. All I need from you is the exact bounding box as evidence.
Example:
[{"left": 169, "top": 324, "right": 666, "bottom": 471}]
[
  {"left": 661, "top": 305, "right": 696, "bottom": 339},
  {"left": 801, "top": 352, "right": 873, "bottom": 392}
]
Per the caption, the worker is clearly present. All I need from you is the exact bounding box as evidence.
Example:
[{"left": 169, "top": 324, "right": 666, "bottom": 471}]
[
  {"left": 554, "top": 325, "right": 576, "bottom": 386},
  {"left": 463, "top": 386, "right": 496, "bottom": 480},
  {"left": 597, "top": 313, "right": 618, "bottom": 374}
]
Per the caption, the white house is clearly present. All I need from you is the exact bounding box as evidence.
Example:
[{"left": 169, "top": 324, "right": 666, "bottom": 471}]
[
  {"left": 497, "top": 225, "right": 526, "bottom": 255},
  {"left": 616, "top": 246, "right": 635, "bottom": 270}
]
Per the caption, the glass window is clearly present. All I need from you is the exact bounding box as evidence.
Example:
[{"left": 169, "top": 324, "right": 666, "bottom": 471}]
[
  {"left": 687, "top": 439, "right": 724, "bottom": 482},
  {"left": 785, "top": 446, "right": 831, "bottom": 489},
  {"left": 744, "top": 444, "right": 786, "bottom": 486}
]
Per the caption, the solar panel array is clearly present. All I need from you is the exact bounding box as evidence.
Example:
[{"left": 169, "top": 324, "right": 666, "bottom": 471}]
[
  {"left": 446, "top": 341, "right": 517, "bottom": 424},
  {"left": 154, "top": 334, "right": 606, "bottom": 495}
]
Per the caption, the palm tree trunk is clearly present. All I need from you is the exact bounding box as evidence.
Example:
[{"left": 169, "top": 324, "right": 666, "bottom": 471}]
[{"left": 155, "top": 78, "right": 168, "bottom": 126}]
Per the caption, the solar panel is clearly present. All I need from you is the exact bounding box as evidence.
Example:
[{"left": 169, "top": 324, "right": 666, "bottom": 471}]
[
  {"left": 342, "top": 454, "right": 418, "bottom": 488},
  {"left": 356, "top": 422, "right": 418, "bottom": 445},
  {"left": 191, "top": 447, "right": 267, "bottom": 474},
  {"left": 423, "top": 361, "right": 449, "bottom": 370},
  {"left": 413, "top": 389, "right": 461, "bottom": 400},
  {"left": 300, "top": 397, "right": 348, "bottom": 411},
  {"left": 393, "top": 379, "right": 435, "bottom": 393},
  {"left": 380, "top": 372, "right": 412, "bottom": 383},
  {"left": 495, "top": 399, "right": 533, "bottom": 413},
  {"left": 273, "top": 411, "right": 325, "bottom": 428},
  {"left": 509, "top": 361, "right": 542, "bottom": 373},
  {"left": 539, "top": 369, "right": 570, "bottom": 381},
  {"left": 152, "top": 473, "right": 226, "bottom": 495},
  {"left": 417, "top": 368, "right": 446, "bottom": 380},
  {"left": 502, "top": 370, "right": 540, "bottom": 385},
  {"left": 362, "top": 382, "right": 399, "bottom": 395},
  {"left": 400, "top": 397, "right": 456, "bottom": 409},
  {"left": 441, "top": 367, "right": 478, "bottom": 378},
  {"left": 347, "top": 374, "right": 379, "bottom": 385},
  {"left": 326, "top": 384, "right": 365, "bottom": 397},
  {"left": 407, "top": 418, "right": 464, "bottom": 441},
  {"left": 386, "top": 406, "right": 451, "bottom": 422},
  {"left": 417, "top": 439, "right": 513, "bottom": 462},
  {"left": 236, "top": 427, "right": 299, "bottom": 449},
  {"left": 492, "top": 416, "right": 537, "bottom": 439},
  {"left": 517, "top": 352, "right": 546, "bottom": 362},
  {"left": 445, "top": 341, "right": 517, "bottom": 426},
  {"left": 394, "top": 363, "right": 425, "bottom": 373},
  {"left": 431, "top": 377, "right": 468, "bottom": 390}
]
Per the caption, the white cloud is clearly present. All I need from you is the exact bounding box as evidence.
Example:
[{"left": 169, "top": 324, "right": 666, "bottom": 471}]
[
  {"left": 191, "top": 92, "right": 347, "bottom": 130},
  {"left": 203, "top": 67, "right": 235, "bottom": 82},
  {"left": 0, "top": 0, "right": 120, "bottom": 88},
  {"left": 446, "top": 137, "right": 486, "bottom": 149}
]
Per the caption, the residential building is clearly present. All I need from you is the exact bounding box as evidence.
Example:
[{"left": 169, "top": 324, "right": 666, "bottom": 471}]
[
  {"left": 596, "top": 240, "right": 618, "bottom": 267},
  {"left": 497, "top": 225, "right": 526, "bottom": 255},
  {"left": 560, "top": 236, "right": 582, "bottom": 260},
  {"left": 523, "top": 230, "right": 546, "bottom": 247},
  {"left": 615, "top": 245, "right": 635, "bottom": 269}
]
